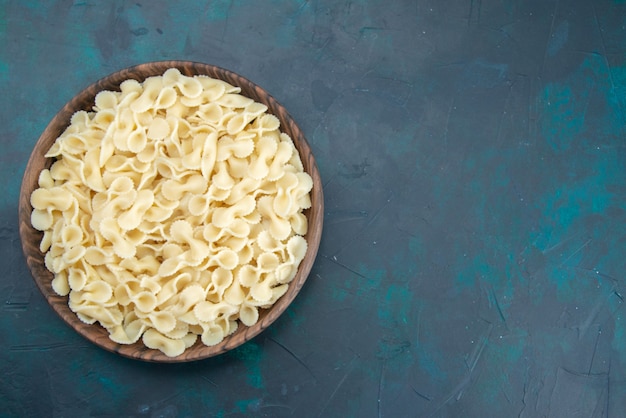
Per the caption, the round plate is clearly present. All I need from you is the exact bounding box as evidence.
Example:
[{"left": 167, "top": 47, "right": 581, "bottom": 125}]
[{"left": 18, "top": 61, "right": 323, "bottom": 362}]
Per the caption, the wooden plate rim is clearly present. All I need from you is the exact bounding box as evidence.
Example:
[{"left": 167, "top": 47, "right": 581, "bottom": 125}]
[{"left": 18, "top": 60, "right": 324, "bottom": 362}]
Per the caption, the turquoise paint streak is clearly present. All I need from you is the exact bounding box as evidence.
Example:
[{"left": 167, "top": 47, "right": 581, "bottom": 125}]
[
  {"left": 232, "top": 341, "right": 264, "bottom": 389},
  {"left": 612, "top": 313, "right": 626, "bottom": 368},
  {"left": 469, "top": 331, "right": 527, "bottom": 409},
  {"left": 533, "top": 55, "right": 626, "bottom": 300},
  {"left": 205, "top": 0, "right": 231, "bottom": 21},
  {"left": 540, "top": 84, "right": 583, "bottom": 151},
  {"left": 330, "top": 264, "right": 384, "bottom": 302},
  {"left": 0, "top": 60, "right": 7, "bottom": 82},
  {"left": 541, "top": 55, "right": 625, "bottom": 150},
  {"left": 533, "top": 153, "right": 622, "bottom": 300},
  {"left": 607, "top": 64, "right": 626, "bottom": 127},
  {"left": 0, "top": 2, "right": 5, "bottom": 38}
]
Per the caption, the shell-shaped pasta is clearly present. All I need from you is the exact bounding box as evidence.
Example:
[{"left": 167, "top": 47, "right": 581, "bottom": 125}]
[
  {"left": 221, "top": 218, "right": 250, "bottom": 239},
  {"left": 238, "top": 242, "right": 254, "bottom": 265},
  {"left": 181, "top": 135, "right": 206, "bottom": 170},
  {"left": 239, "top": 304, "right": 259, "bottom": 327},
  {"left": 196, "top": 102, "right": 223, "bottom": 124},
  {"left": 211, "top": 267, "right": 233, "bottom": 297},
  {"left": 237, "top": 264, "right": 260, "bottom": 288},
  {"left": 215, "top": 93, "right": 254, "bottom": 109},
  {"left": 182, "top": 332, "right": 198, "bottom": 348},
  {"left": 178, "top": 310, "right": 200, "bottom": 326},
  {"left": 223, "top": 278, "right": 247, "bottom": 306},
  {"left": 130, "top": 76, "right": 164, "bottom": 113},
  {"left": 109, "top": 319, "right": 146, "bottom": 344},
  {"left": 169, "top": 220, "right": 210, "bottom": 261},
  {"left": 106, "top": 177, "right": 134, "bottom": 199},
  {"left": 289, "top": 212, "right": 307, "bottom": 236},
  {"left": 126, "top": 129, "right": 148, "bottom": 154},
  {"left": 225, "top": 157, "right": 249, "bottom": 180},
  {"left": 51, "top": 271, "right": 70, "bottom": 296},
  {"left": 176, "top": 75, "right": 203, "bottom": 99},
  {"left": 156, "top": 272, "right": 193, "bottom": 305},
  {"left": 161, "top": 174, "right": 207, "bottom": 201},
  {"left": 132, "top": 291, "right": 158, "bottom": 313},
  {"left": 187, "top": 194, "right": 210, "bottom": 217},
  {"left": 273, "top": 172, "right": 299, "bottom": 218},
  {"left": 286, "top": 235, "right": 308, "bottom": 265},
  {"left": 72, "top": 303, "right": 123, "bottom": 328},
  {"left": 139, "top": 274, "right": 162, "bottom": 293},
  {"left": 45, "top": 140, "right": 63, "bottom": 158},
  {"left": 225, "top": 113, "right": 249, "bottom": 135},
  {"left": 200, "top": 131, "right": 219, "bottom": 180},
  {"left": 293, "top": 172, "right": 314, "bottom": 205},
  {"left": 162, "top": 67, "right": 183, "bottom": 86},
  {"left": 84, "top": 246, "right": 116, "bottom": 266},
  {"left": 147, "top": 116, "right": 170, "bottom": 140},
  {"left": 94, "top": 90, "right": 118, "bottom": 110},
  {"left": 40, "top": 230, "right": 53, "bottom": 253},
  {"left": 142, "top": 328, "right": 186, "bottom": 357},
  {"left": 257, "top": 195, "right": 291, "bottom": 241},
  {"left": 275, "top": 263, "right": 297, "bottom": 284},
  {"left": 250, "top": 280, "right": 273, "bottom": 304},
  {"left": 99, "top": 217, "right": 136, "bottom": 259},
  {"left": 154, "top": 86, "right": 178, "bottom": 109},
  {"left": 81, "top": 148, "right": 106, "bottom": 191},
  {"left": 112, "top": 108, "right": 136, "bottom": 152},
  {"left": 257, "top": 252, "right": 280, "bottom": 272},
  {"left": 113, "top": 281, "right": 138, "bottom": 306},
  {"left": 212, "top": 195, "right": 256, "bottom": 229},
  {"left": 212, "top": 161, "right": 235, "bottom": 190},
  {"left": 166, "top": 284, "right": 206, "bottom": 316},
  {"left": 268, "top": 283, "right": 289, "bottom": 305},
  {"left": 118, "top": 189, "right": 154, "bottom": 231},
  {"left": 217, "top": 136, "right": 254, "bottom": 162},
  {"left": 207, "top": 184, "right": 231, "bottom": 202},
  {"left": 257, "top": 113, "right": 280, "bottom": 132},
  {"left": 96, "top": 264, "right": 124, "bottom": 286},
  {"left": 37, "top": 168, "right": 54, "bottom": 189},
  {"left": 30, "top": 187, "right": 74, "bottom": 212},
  {"left": 193, "top": 75, "right": 226, "bottom": 98},
  {"left": 147, "top": 310, "right": 177, "bottom": 333},
  {"left": 48, "top": 159, "right": 77, "bottom": 183},
  {"left": 119, "top": 78, "right": 142, "bottom": 96},
  {"left": 266, "top": 140, "right": 294, "bottom": 182},
  {"left": 81, "top": 280, "right": 113, "bottom": 304},
  {"left": 158, "top": 255, "right": 186, "bottom": 278},
  {"left": 63, "top": 245, "right": 86, "bottom": 266},
  {"left": 164, "top": 321, "right": 189, "bottom": 340},
  {"left": 256, "top": 230, "right": 282, "bottom": 252},
  {"left": 119, "top": 255, "right": 160, "bottom": 276},
  {"left": 193, "top": 300, "right": 238, "bottom": 323},
  {"left": 248, "top": 136, "right": 278, "bottom": 180},
  {"left": 243, "top": 102, "right": 268, "bottom": 119},
  {"left": 31, "top": 209, "right": 54, "bottom": 231},
  {"left": 59, "top": 133, "right": 91, "bottom": 155},
  {"left": 93, "top": 108, "right": 117, "bottom": 128},
  {"left": 200, "top": 323, "right": 225, "bottom": 346}
]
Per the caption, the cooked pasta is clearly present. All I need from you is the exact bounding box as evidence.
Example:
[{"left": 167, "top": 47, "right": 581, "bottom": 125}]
[{"left": 30, "top": 70, "right": 312, "bottom": 357}]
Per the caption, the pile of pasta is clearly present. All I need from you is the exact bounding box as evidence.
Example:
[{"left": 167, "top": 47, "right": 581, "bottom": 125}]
[{"left": 30, "top": 68, "right": 312, "bottom": 357}]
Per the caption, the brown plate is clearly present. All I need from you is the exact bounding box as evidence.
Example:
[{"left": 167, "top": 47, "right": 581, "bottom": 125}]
[{"left": 18, "top": 61, "right": 323, "bottom": 362}]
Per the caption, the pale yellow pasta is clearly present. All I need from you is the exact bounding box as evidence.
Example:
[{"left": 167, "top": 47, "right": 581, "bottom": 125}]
[
  {"left": 142, "top": 328, "right": 186, "bottom": 358},
  {"left": 30, "top": 71, "right": 313, "bottom": 357},
  {"left": 239, "top": 304, "right": 259, "bottom": 327}
]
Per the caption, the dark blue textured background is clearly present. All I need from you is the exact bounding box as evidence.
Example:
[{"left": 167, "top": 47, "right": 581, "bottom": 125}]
[{"left": 2, "top": 0, "right": 626, "bottom": 416}]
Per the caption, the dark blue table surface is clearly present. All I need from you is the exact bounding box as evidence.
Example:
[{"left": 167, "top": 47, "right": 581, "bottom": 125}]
[{"left": 2, "top": 1, "right": 626, "bottom": 416}]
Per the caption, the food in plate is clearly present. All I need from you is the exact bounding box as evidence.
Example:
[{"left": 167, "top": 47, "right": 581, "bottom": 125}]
[{"left": 30, "top": 68, "right": 312, "bottom": 357}]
